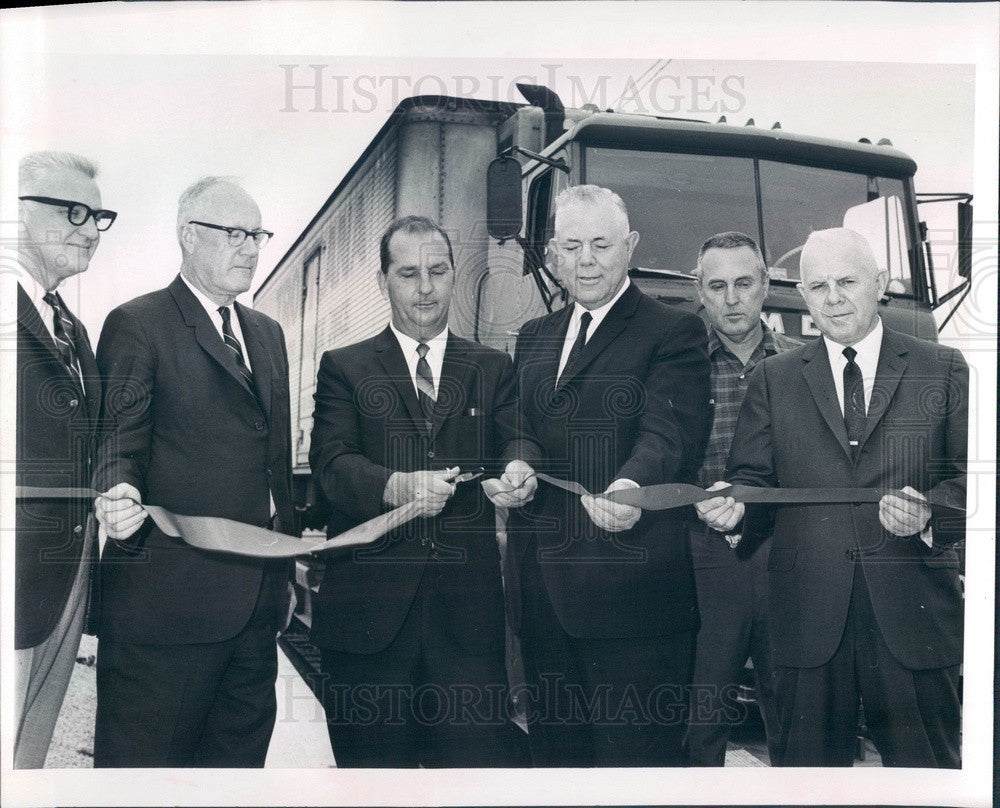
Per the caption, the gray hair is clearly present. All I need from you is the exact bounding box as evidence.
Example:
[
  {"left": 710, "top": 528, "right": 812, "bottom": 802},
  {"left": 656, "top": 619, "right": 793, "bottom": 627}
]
[
  {"left": 553, "top": 184, "right": 631, "bottom": 231},
  {"left": 695, "top": 231, "right": 768, "bottom": 281},
  {"left": 19, "top": 151, "right": 98, "bottom": 191},
  {"left": 176, "top": 176, "right": 242, "bottom": 230}
]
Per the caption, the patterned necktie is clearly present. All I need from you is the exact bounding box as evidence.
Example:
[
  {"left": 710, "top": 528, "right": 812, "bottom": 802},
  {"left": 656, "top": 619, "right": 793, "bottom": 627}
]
[
  {"left": 842, "top": 346, "right": 866, "bottom": 454},
  {"left": 558, "top": 311, "right": 593, "bottom": 386},
  {"left": 415, "top": 343, "right": 435, "bottom": 433},
  {"left": 42, "top": 292, "right": 84, "bottom": 389},
  {"left": 218, "top": 306, "right": 255, "bottom": 390}
]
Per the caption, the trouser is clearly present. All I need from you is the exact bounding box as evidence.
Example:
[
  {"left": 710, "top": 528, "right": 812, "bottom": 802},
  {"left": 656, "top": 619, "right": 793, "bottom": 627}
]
[
  {"left": 686, "top": 547, "right": 779, "bottom": 766},
  {"left": 14, "top": 527, "right": 93, "bottom": 769},
  {"left": 519, "top": 554, "right": 695, "bottom": 767},
  {"left": 94, "top": 569, "right": 284, "bottom": 768},
  {"left": 320, "top": 565, "right": 525, "bottom": 768},
  {"left": 771, "top": 564, "right": 961, "bottom": 768}
]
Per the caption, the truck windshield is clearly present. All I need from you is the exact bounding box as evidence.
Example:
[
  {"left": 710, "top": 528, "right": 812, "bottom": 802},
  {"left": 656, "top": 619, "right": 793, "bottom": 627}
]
[{"left": 584, "top": 146, "right": 914, "bottom": 293}]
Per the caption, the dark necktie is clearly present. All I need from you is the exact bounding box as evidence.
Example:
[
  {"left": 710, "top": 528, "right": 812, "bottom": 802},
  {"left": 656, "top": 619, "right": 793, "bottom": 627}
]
[
  {"left": 218, "top": 306, "right": 255, "bottom": 390},
  {"left": 842, "top": 346, "right": 866, "bottom": 454},
  {"left": 558, "top": 311, "right": 592, "bottom": 386},
  {"left": 415, "top": 343, "right": 435, "bottom": 433},
  {"left": 42, "top": 292, "right": 83, "bottom": 389}
]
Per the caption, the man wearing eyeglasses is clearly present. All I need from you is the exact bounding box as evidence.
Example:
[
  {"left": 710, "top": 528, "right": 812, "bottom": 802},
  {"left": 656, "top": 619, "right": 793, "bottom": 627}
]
[
  {"left": 14, "top": 151, "right": 116, "bottom": 768},
  {"left": 91, "top": 176, "right": 294, "bottom": 767}
]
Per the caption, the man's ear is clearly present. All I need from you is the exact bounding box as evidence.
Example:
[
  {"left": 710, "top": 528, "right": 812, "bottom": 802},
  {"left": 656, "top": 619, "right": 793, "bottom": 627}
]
[
  {"left": 179, "top": 223, "right": 196, "bottom": 251},
  {"left": 795, "top": 281, "right": 806, "bottom": 302},
  {"left": 874, "top": 269, "right": 889, "bottom": 299},
  {"left": 626, "top": 231, "right": 639, "bottom": 260},
  {"left": 376, "top": 268, "right": 388, "bottom": 300}
]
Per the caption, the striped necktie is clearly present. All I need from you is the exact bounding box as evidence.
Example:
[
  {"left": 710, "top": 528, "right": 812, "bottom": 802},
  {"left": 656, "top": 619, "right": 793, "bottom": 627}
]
[
  {"left": 218, "top": 305, "right": 255, "bottom": 390},
  {"left": 42, "top": 292, "right": 84, "bottom": 389},
  {"left": 415, "top": 343, "right": 435, "bottom": 433}
]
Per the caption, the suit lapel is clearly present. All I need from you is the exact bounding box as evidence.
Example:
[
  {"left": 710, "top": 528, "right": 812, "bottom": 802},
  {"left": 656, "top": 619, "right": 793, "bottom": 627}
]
[
  {"left": 554, "top": 283, "right": 639, "bottom": 393},
  {"left": 536, "top": 305, "right": 573, "bottom": 394},
  {"left": 68, "top": 308, "right": 100, "bottom": 419},
  {"left": 430, "top": 334, "right": 474, "bottom": 442},
  {"left": 858, "top": 328, "right": 909, "bottom": 452},
  {"left": 374, "top": 327, "right": 426, "bottom": 432},
  {"left": 236, "top": 303, "right": 273, "bottom": 420},
  {"left": 169, "top": 275, "right": 257, "bottom": 402},
  {"left": 17, "top": 283, "right": 65, "bottom": 367},
  {"left": 17, "top": 284, "right": 89, "bottom": 402},
  {"left": 800, "top": 337, "right": 852, "bottom": 458}
]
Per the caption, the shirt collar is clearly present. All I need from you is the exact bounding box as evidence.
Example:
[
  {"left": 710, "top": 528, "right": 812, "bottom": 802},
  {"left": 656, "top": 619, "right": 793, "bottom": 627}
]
[
  {"left": 388, "top": 321, "right": 449, "bottom": 357},
  {"left": 823, "top": 316, "right": 883, "bottom": 367},
  {"left": 707, "top": 319, "right": 780, "bottom": 359},
  {"left": 572, "top": 277, "right": 631, "bottom": 330},
  {"left": 18, "top": 267, "right": 53, "bottom": 309},
  {"left": 180, "top": 272, "right": 231, "bottom": 322}
]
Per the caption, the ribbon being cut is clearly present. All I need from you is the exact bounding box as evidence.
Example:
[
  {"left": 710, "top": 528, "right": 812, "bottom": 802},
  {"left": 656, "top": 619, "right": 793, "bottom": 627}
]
[{"left": 18, "top": 470, "right": 963, "bottom": 560}]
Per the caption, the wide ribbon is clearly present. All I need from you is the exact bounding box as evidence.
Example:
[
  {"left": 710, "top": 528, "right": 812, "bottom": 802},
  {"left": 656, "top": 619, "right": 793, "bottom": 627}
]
[
  {"left": 482, "top": 474, "right": 965, "bottom": 514},
  {"left": 16, "top": 486, "right": 421, "bottom": 558}
]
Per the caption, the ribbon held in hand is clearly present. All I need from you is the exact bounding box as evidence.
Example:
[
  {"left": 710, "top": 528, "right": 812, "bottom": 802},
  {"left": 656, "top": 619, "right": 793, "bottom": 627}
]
[
  {"left": 16, "top": 486, "right": 422, "bottom": 558},
  {"left": 479, "top": 476, "right": 965, "bottom": 515}
]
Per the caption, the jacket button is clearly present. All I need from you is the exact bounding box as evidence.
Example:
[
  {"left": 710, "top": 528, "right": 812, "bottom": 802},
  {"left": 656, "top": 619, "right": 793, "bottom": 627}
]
[
  {"left": 427, "top": 450, "right": 435, "bottom": 459},
  {"left": 266, "top": 469, "right": 272, "bottom": 478},
  {"left": 69, "top": 399, "right": 79, "bottom": 408},
  {"left": 74, "top": 525, "right": 83, "bottom": 535},
  {"left": 254, "top": 421, "right": 265, "bottom": 431}
]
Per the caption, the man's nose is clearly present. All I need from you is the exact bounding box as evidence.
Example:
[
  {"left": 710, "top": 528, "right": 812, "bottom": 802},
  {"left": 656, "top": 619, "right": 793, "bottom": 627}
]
[
  {"left": 239, "top": 237, "right": 261, "bottom": 256},
  {"left": 417, "top": 270, "right": 433, "bottom": 294},
  {"left": 579, "top": 243, "right": 595, "bottom": 265},
  {"left": 824, "top": 280, "right": 844, "bottom": 304},
  {"left": 78, "top": 215, "right": 100, "bottom": 241},
  {"left": 724, "top": 284, "right": 739, "bottom": 306}
]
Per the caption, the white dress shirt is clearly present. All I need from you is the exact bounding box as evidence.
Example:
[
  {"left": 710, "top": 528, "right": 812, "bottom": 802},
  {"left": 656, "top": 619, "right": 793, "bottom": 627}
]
[
  {"left": 389, "top": 322, "right": 449, "bottom": 399},
  {"left": 18, "top": 271, "right": 57, "bottom": 341},
  {"left": 823, "top": 317, "right": 883, "bottom": 416},
  {"left": 180, "top": 273, "right": 254, "bottom": 373},
  {"left": 557, "top": 278, "right": 632, "bottom": 378}
]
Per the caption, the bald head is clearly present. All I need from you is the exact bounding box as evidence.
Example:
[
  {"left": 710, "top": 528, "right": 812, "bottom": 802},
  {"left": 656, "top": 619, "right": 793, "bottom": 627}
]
[
  {"left": 796, "top": 227, "right": 887, "bottom": 347},
  {"left": 800, "top": 228, "right": 879, "bottom": 282}
]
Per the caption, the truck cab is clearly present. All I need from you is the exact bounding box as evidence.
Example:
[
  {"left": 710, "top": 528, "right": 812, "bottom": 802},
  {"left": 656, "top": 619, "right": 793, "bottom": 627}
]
[{"left": 479, "top": 91, "right": 971, "bottom": 353}]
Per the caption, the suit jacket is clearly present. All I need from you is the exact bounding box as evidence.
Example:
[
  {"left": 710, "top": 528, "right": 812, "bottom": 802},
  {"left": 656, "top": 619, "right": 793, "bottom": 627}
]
[
  {"left": 507, "top": 283, "right": 712, "bottom": 639},
  {"left": 308, "top": 327, "right": 540, "bottom": 654},
  {"left": 726, "top": 326, "right": 967, "bottom": 670},
  {"left": 15, "top": 283, "right": 100, "bottom": 649},
  {"left": 92, "top": 274, "right": 294, "bottom": 645}
]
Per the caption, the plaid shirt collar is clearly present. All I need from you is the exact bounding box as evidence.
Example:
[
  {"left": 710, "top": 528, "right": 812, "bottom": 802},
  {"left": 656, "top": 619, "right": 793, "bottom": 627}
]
[{"left": 706, "top": 320, "right": 784, "bottom": 362}]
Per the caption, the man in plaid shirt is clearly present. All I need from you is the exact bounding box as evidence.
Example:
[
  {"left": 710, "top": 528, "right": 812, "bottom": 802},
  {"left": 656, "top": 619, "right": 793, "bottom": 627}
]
[{"left": 686, "top": 232, "right": 799, "bottom": 766}]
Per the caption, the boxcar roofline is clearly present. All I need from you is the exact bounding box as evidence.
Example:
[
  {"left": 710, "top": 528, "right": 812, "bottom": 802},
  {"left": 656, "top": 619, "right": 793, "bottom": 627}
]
[{"left": 254, "top": 94, "right": 522, "bottom": 302}]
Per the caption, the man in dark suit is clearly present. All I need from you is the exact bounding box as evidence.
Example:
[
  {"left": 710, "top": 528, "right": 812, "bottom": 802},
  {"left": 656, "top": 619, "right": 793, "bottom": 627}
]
[
  {"left": 92, "top": 177, "right": 294, "bottom": 767},
  {"left": 507, "top": 185, "right": 712, "bottom": 766},
  {"left": 14, "top": 151, "right": 115, "bottom": 768},
  {"left": 685, "top": 232, "right": 798, "bottom": 766},
  {"left": 697, "top": 227, "right": 966, "bottom": 767},
  {"left": 309, "top": 215, "right": 540, "bottom": 767}
]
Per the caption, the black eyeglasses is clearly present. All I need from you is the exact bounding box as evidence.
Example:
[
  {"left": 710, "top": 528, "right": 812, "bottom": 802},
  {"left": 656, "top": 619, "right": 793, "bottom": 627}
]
[
  {"left": 188, "top": 220, "right": 272, "bottom": 248},
  {"left": 19, "top": 196, "right": 118, "bottom": 231}
]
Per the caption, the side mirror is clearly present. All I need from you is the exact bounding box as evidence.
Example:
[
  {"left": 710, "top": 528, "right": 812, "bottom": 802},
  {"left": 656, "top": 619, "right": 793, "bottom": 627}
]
[
  {"left": 957, "top": 199, "right": 972, "bottom": 279},
  {"left": 487, "top": 156, "right": 523, "bottom": 240}
]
